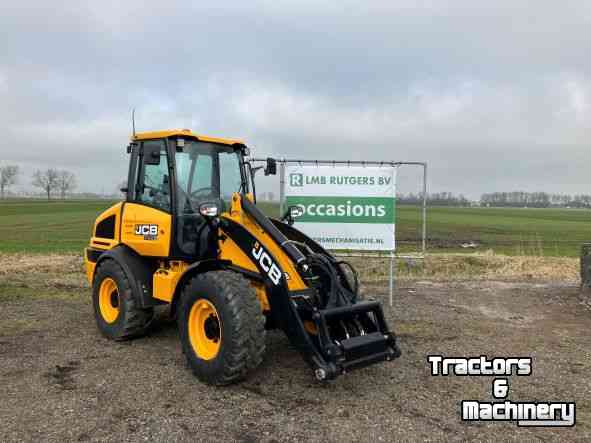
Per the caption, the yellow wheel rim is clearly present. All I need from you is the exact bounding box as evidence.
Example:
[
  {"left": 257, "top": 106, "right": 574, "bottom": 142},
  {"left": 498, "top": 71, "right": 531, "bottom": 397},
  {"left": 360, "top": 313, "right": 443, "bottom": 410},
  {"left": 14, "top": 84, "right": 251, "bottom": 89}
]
[
  {"left": 98, "top": 277, "right": 120, "bottom": 323},
  {"left": 188, "top": 299, "right": 222, "bottom": 360}
]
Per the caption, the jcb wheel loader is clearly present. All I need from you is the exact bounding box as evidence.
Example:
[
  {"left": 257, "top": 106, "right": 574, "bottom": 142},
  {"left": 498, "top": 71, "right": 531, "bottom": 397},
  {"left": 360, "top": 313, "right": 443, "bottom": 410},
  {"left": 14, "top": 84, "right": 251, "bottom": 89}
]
[{"left": 85, "top": 129, "right": 400, "bottom": 385}]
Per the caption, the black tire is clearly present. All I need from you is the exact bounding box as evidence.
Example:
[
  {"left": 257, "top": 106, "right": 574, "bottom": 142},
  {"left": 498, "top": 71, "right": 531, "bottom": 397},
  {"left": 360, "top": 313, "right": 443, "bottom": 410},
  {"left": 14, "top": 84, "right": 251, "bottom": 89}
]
[
  {"left": 178, "top": 270, "right": 266, "bottom": 385},
  {"left": 92, "top": 259, "right": 154, "bottom": 341}
]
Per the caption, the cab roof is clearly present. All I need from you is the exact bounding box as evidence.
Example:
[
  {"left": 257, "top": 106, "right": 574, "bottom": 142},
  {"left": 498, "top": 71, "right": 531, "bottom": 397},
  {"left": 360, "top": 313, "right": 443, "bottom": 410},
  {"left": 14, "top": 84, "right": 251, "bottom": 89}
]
[{"left": 132, "top": 129, "right": 244, "bottom": 146}]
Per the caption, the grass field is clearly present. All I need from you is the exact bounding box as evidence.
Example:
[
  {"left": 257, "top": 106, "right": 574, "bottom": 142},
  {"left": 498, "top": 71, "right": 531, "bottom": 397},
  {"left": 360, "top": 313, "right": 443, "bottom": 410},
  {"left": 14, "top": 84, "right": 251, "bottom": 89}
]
[
  {"left": 0, "top": 199, "right": 279, "bottom": 254},
  {"left": 399, "top": 205, "right": 591, "bottom": 256},
  {"left": 0, "top": 199, "right": 589, "bottom": 256}
]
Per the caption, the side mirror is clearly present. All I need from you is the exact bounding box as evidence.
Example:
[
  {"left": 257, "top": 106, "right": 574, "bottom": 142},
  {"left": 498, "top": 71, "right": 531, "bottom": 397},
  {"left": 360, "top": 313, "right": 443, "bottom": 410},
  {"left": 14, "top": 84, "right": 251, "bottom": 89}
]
[
  {"left": 283, "top": 205, "right": 303, "bottom": 226},
  {"left": 264, "top": 157, "right": 277, "bottom": 176},
  {"left": 199, "top": 202, "right": 221, "bottom": 218},
  {"left": 289, "top": 205, "right": 304, "bottom": 219}
]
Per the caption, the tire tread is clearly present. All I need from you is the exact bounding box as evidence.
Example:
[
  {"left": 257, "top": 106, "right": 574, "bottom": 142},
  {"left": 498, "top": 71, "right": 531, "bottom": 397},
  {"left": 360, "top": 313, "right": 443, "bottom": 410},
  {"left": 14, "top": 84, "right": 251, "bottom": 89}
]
[
  {"left": 179, "top": 270, "right": 266, "bottom": 385},
  {"left": 93, "top": 259, "right": 153, "bottom": 341}
]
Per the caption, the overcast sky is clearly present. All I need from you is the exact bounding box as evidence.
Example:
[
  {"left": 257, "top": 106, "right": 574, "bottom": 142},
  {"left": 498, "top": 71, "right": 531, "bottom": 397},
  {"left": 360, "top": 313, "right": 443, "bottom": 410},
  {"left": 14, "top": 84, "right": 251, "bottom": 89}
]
[{"left": 1, "top": 1, "right": 590, "bottom": 198}]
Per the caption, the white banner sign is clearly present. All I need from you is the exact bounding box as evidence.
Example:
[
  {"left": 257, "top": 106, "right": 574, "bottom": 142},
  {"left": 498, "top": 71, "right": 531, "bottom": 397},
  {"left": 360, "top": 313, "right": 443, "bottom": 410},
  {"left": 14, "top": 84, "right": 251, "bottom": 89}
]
[{"left": 284, "top": 165, "right": 396, "bottom": 251}]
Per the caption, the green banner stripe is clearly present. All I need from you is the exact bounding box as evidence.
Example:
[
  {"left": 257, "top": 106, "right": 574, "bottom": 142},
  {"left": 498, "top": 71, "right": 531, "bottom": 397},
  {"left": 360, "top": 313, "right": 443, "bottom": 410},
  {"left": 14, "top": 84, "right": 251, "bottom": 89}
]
[{"left": 286, "top": 196, "right": 395, "bottom": 224}]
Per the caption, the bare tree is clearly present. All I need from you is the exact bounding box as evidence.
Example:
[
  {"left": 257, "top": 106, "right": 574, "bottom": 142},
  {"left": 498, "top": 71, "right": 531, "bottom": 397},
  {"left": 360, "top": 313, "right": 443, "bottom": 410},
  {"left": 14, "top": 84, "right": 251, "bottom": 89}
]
[
  {"left": 0, "top": 165, "right": 19, "bottom": 199},
  {"left": 32, "top": 169, "right": 59, "bottom": 200},
  {"left": 56, "top": 170, "right": 77, "bottom": 199}
]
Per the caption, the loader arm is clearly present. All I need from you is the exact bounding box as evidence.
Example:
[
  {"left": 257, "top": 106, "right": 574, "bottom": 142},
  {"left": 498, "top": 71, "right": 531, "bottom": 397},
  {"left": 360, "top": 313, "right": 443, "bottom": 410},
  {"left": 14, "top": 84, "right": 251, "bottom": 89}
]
[{"left": 218, "top": 193, "right": 400, "bottom": 380}]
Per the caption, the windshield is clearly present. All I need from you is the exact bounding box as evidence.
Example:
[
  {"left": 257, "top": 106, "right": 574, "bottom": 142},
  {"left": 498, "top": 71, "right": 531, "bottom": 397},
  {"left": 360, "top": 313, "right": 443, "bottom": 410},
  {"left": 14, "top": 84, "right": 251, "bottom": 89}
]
[{"left": 174, "top": 140, "right": 247, "bottom": 213}]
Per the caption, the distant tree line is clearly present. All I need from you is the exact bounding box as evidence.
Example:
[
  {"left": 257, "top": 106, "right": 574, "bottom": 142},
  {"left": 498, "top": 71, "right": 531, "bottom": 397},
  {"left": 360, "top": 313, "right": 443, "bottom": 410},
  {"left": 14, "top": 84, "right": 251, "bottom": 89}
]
[
  {"left": 0, "top": 165, "right": 77, "bottom": 200},
  {"left": 397, "top": 192, "right": 471, "bottom": 206},
  {"left": 480, "top": 192, "right": 591, "bottom": 208},
  {"left": 398, "top": 191, "right": 591, "bottom": 208},
  {"left": 1, "top": 163, "right": 590, "bottom": 209}
]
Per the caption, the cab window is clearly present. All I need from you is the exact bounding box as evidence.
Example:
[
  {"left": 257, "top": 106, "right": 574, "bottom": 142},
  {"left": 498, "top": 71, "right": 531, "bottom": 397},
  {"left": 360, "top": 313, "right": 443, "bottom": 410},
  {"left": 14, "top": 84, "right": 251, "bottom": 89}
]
[
  {"left": 135, "top": 140, "right": 171, "bottom": 211},
  {"left": 219, "top": 151, "right": 242, "bottom": 205}
]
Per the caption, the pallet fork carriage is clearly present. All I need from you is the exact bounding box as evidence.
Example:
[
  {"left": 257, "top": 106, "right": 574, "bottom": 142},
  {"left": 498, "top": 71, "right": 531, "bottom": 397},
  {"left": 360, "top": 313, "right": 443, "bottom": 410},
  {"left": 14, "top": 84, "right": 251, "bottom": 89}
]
[{"left": 85, "top": 129, "right": 400, "bottom": 385}]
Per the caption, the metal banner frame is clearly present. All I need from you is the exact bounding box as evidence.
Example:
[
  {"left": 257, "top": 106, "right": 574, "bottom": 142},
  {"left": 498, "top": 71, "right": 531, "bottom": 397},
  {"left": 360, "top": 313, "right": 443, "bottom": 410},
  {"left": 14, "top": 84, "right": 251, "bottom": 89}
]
[{"left": 250, "top": 158, "right": 428, "bottom": 306}]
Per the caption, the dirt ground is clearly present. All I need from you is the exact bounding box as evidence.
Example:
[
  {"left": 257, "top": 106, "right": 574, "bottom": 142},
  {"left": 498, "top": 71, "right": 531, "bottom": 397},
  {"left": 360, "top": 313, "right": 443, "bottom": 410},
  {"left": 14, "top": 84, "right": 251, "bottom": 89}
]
[{"left": 1, "top": 254, "right": 590, "bottom": 441}]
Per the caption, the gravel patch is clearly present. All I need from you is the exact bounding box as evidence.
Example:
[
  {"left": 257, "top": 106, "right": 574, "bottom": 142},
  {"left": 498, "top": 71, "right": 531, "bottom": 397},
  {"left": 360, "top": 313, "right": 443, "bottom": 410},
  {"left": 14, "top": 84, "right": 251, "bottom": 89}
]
[{"left": 0, "top": 261, "right": 589, "bottom": 441}]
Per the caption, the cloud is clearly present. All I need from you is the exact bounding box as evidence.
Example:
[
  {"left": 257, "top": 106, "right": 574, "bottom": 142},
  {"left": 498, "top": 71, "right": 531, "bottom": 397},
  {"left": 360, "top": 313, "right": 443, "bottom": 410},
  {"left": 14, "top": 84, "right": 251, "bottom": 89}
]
[{"left": 0, "top": 1, "right": 590, "bottom": 198}]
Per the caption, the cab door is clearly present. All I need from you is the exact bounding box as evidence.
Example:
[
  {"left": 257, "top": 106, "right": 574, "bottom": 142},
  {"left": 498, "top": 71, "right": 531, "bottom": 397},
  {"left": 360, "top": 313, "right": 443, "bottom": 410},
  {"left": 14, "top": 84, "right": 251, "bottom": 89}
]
[{"left": 121, "top": 139, "right": 172, "bottom": 257}]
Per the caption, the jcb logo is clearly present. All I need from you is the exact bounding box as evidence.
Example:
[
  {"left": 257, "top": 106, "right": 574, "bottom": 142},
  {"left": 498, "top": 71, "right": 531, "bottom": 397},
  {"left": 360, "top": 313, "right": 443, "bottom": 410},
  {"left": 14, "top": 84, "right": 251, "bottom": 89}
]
[
  {"left": 252, "top": 242, "right": 282, "bottom": 285},
  {"left": 134, "top": 224, "right": 158, "bottom": 240}
]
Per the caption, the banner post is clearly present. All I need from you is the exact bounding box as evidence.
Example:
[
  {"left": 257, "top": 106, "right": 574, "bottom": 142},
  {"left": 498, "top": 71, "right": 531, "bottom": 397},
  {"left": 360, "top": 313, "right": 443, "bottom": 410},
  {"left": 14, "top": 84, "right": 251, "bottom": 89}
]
[
  {"left": 279, "top": 159, "right": 286, "bottom": 217},
  {"left": 389, "top": 252, "right": 395, "bottom": 307},
  {"left": 422, "top": 162, "right": 427, "bottom": 254}
]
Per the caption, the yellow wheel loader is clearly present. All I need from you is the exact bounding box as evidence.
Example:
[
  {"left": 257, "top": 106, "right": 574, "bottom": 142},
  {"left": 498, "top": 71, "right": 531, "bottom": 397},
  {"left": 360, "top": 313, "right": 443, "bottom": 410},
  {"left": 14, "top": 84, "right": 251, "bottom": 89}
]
[{"left": 85, "top": 129, "right": 400, "bottom": 385}]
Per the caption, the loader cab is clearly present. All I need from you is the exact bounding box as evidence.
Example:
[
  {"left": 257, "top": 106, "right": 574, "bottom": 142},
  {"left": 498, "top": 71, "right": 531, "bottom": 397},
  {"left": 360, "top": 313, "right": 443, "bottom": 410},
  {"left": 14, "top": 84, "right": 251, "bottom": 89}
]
[{"left": 125, "top": 130, "right": 251, "bottom": 260}]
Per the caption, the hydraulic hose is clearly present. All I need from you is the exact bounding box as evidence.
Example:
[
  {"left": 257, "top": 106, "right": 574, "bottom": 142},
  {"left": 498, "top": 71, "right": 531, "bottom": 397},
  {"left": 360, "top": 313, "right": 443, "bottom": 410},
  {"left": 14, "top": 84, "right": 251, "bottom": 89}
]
[{"left": 306, "top": 253, "right": 357, "bottom": 309}]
